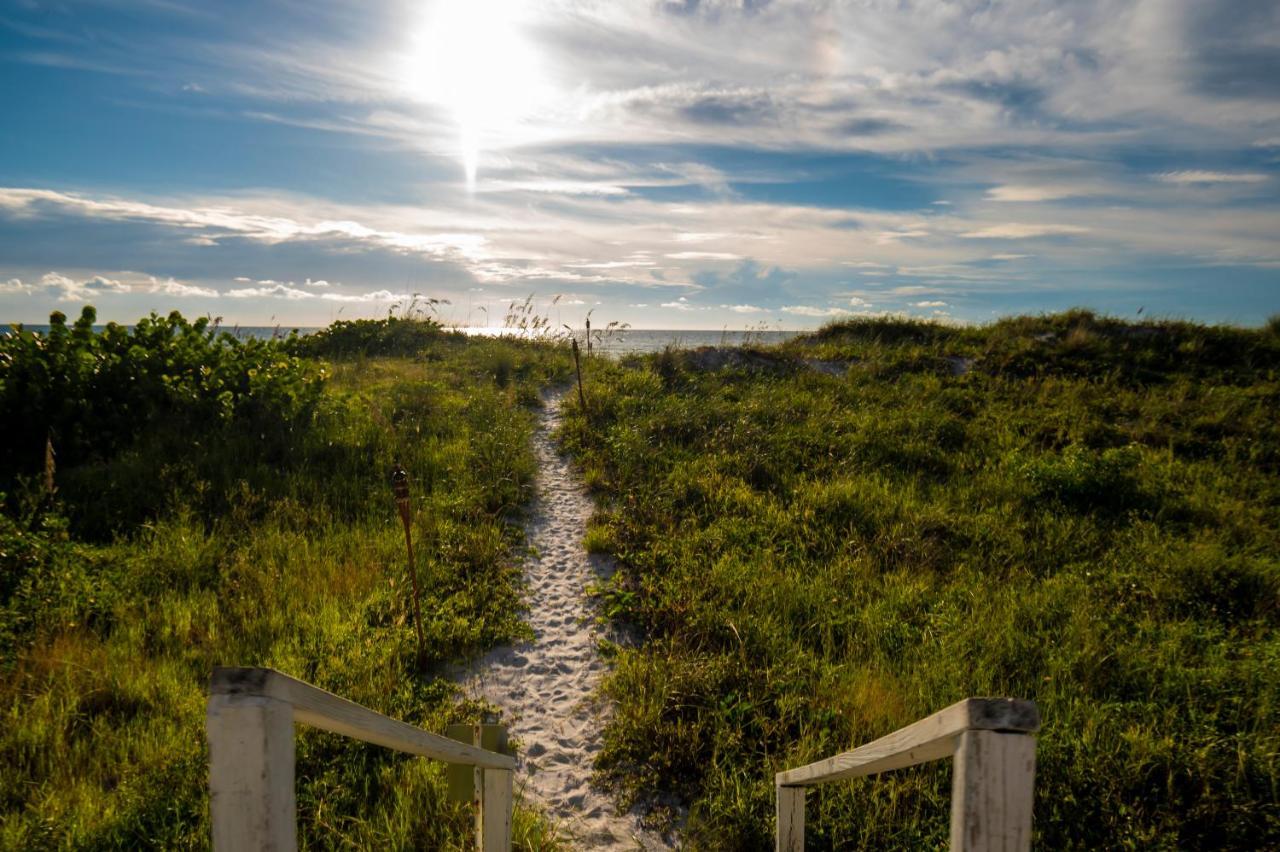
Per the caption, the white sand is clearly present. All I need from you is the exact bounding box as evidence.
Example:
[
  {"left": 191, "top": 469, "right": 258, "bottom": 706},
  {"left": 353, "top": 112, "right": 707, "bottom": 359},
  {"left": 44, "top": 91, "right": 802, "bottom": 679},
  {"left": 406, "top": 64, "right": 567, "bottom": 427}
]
[{"left": 459, "top": 390, "right": 671, "bottom": 849}]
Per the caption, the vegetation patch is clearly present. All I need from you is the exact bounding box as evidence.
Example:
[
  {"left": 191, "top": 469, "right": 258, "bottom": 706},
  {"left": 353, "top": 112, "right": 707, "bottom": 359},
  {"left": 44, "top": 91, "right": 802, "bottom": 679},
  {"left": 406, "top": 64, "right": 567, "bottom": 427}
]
[
  {"left": 560, "top": 311, "right": 1280, "bottom": 849},
  {"left": 0, "top": 309, "right": 571, "bottom": 849}
]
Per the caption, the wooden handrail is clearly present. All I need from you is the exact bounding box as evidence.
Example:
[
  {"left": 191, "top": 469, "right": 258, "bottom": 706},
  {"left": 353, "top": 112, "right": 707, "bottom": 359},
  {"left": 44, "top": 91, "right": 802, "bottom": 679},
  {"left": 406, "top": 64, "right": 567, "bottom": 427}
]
[
  {"left": 776, "top": 697, "right": 1040, "bottom": 851},
  {"left": 207, "top": 666, "right": 514, "bottom": 851}
]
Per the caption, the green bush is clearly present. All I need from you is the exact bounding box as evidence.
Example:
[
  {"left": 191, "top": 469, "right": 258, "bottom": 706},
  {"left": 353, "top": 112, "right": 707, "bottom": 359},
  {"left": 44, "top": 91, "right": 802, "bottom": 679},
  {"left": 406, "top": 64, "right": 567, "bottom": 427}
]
[
  {"left": 287, "top": 315, "right": 458, "bottom": 359},
  {"left": 0, "top": 307, "right": 324, "bottom": 477}
]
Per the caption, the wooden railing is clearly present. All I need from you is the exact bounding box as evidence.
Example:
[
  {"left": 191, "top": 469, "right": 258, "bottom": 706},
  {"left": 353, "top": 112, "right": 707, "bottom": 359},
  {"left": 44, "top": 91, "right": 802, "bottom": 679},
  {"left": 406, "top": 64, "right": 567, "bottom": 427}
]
[
  {"left": 776, "top": 697, "right": 1040, "bottom": 851},
  {"left": 206, "top": 667, "right": 517, "bottom": 851}
]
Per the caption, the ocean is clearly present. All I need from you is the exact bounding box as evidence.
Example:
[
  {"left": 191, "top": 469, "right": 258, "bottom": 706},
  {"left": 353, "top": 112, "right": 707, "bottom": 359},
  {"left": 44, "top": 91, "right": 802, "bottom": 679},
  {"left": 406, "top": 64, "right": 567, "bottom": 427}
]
[{"left": 459, "top": 327, "right": 802, "bottom": 355}]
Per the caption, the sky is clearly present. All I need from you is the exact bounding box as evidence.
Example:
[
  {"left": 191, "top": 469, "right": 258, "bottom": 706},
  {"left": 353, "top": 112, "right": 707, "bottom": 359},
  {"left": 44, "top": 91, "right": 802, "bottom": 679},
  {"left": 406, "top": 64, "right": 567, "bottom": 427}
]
[{"left": 1, "top": 0, "right": 1278, "bottom": 329}]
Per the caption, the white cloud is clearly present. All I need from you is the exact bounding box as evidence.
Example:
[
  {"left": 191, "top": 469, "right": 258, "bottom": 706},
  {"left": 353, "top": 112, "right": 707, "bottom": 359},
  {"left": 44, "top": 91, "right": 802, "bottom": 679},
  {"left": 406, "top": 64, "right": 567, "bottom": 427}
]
[
  {"left": 478, "top": 180, "right": 629, "bottom": 196},
  {"left": 149, "top": 277, "right": 218, "bottom": 298},
  {"left": 1156, "top": 171, "right": 1270, "bottom": 184},
  {"left": 227, "top": 284, "right": 313, "bottom": 300},
  {"left": 1, "top": 278, "right": 31, "bottom": 294},
  {"left": 986, "top": 185, "right": 1086, "bottom": 202},
  {"left": 661, "top": 297, "right": 697, "bottom": 311},
  {"left": 782, "top": 305, "right": 853, "bottom": 317},
  {"left": 226, "top": 282, "right": 412, "bottom": 303},
  {"left": 304, "top": 278, "right": 331, "bottom": 287},
  {"left": 39, "top": 271, "right": 131, "bottom": 301},
  {"left": 913, "top": 300, "right": 949, "bottom": 307},
  {"left": 665, "top": 251, "right": 740, "bottom": 260},
  {"left": 960, "top": 223, "right": 1090, "bottom": 239},
  {"left": 723, "top": 304, "right": 765, "bottom": 313},
  {"left": 876, "top": 229, "right": 930, "bottom": 243}
]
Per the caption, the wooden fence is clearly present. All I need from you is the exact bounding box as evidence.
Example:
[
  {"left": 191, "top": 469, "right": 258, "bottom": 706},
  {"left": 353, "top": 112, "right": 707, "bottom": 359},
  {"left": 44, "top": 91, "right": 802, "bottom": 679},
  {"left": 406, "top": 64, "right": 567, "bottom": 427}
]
[
  {"left": 776, "top": 697, "right": 1040, "bottom": 851},
  {"left": 206, "top": 667, "right": 516, "bottom": 851}
]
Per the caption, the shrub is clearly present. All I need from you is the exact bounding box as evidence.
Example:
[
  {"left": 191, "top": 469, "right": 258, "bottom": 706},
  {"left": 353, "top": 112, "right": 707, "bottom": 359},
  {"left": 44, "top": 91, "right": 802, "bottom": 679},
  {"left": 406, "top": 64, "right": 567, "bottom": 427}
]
[{"left": 0, "top": 307, "right": 325, "bottom": 478}]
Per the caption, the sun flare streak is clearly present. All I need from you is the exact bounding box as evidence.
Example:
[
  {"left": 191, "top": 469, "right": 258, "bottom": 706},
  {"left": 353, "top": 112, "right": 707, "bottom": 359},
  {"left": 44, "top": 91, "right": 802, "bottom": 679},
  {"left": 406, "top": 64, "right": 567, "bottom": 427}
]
[{"left": 401, "top": 0, "right": 550, "bottom": 191}]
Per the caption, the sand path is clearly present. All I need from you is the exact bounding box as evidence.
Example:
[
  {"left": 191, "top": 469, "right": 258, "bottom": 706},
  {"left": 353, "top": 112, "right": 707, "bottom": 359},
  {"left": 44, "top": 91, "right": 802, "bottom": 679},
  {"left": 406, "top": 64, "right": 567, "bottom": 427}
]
[{"left": 460, "top": 390, "right": 668, "bottom": 849}]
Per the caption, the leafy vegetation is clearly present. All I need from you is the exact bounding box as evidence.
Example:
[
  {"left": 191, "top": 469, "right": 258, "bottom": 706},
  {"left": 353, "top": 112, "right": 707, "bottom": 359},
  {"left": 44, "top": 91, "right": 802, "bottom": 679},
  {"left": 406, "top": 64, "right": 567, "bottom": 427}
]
[
  {"left": 0, "top": 307, "right": 323, "bottom": 484},
  {"left": 559, "top": 310, "right": 1280, "bottom": 849},
  {"left": 286, "top": 309, "right": 455, "bottom": 360},
  {"left": 0, "top": 309, "right": 571, "bottom": 849}
]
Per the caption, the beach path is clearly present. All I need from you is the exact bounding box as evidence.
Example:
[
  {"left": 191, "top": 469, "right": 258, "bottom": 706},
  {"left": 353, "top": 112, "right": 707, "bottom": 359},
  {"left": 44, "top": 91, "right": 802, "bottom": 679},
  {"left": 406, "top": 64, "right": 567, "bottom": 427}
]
[{"left": 459, "top": 390, "right": 667, "bottom": 849}]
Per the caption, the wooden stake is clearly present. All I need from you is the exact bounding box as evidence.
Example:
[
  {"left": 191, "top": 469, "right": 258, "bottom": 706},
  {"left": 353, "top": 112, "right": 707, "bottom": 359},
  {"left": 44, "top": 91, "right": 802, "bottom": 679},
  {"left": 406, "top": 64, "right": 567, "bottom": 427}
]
[
  {"left": 391, "top": 464, "right": 427, "bottom": 666},
  {"left": 571, "top": 338, "right": 588, "bottom": 414}
]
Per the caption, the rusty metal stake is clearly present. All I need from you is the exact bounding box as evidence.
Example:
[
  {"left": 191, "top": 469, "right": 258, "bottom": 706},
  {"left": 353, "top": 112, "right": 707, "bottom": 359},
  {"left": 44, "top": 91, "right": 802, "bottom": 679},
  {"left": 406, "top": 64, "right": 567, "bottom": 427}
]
[{"left": 390, "top": 463, "right": 426, "bottom": 666}]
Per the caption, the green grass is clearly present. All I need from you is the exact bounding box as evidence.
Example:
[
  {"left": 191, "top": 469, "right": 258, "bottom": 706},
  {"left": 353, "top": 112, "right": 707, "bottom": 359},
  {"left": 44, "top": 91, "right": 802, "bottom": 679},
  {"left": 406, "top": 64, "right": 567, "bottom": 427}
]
[
  {"left": 559, "top": 310, "right": 1280, "bottom": 849},
  {"left": 1, "top": 322, "right": 572, "bottom": 849}
]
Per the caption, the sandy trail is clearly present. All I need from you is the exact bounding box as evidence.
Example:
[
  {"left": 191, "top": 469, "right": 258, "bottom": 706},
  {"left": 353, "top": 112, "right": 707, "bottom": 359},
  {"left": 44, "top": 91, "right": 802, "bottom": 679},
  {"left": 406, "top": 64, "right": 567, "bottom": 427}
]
[{"left": 460, "top": 390, "right": 669, "bottom": 849}]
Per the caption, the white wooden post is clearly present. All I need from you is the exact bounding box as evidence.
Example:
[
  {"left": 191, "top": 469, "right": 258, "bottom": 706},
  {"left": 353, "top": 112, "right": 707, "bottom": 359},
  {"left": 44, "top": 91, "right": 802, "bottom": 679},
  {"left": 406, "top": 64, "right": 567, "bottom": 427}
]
[
  {"left": 775, "top": 783, "right": 805, "bottom": 852},
  {"left": 207, "top": 692, "right": 297, "bottom": 852},
  {"left": 483, "top": 769, "right": 513, "bottom": 851},
  {"left": 949, "top": 730, "right": 1036, "bottom": 852},
  {"left": 208, "top": 669, "right": 516, "bottom": 851}
]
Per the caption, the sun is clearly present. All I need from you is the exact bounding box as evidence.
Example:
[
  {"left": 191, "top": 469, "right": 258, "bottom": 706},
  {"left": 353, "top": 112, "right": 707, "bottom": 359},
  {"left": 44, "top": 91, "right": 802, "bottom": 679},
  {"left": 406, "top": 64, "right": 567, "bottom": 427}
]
[{"left": 401, "top": 0, "right": 550, "bottom": 191}]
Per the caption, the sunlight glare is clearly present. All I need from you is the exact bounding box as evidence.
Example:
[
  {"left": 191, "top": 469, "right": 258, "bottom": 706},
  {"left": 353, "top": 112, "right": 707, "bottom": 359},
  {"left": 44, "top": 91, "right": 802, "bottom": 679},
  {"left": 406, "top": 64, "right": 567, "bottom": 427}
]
[{"left": 402, "top": 0, "right": 550, "bottom": 191}]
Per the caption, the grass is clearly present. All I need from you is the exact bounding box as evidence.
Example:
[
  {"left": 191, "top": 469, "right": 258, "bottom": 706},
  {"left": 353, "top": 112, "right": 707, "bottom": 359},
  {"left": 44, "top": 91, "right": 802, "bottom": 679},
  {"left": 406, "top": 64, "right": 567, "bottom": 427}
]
[
  {"left": 1, "top": 320, "right": 572, "bottom": 849},
  {"left": 558, "top": 310, "right": 1280, "bottom": 849}
]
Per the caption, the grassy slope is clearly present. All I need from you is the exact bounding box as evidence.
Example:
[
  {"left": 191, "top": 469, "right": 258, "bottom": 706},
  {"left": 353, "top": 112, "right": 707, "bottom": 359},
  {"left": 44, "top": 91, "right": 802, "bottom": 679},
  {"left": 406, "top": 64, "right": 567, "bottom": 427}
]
[
  {"left": 560, "top": 311, "right": 1280, "bottom": 849},
  {"left": 1, "top": 332, "right": 570, "bottom": 849}
]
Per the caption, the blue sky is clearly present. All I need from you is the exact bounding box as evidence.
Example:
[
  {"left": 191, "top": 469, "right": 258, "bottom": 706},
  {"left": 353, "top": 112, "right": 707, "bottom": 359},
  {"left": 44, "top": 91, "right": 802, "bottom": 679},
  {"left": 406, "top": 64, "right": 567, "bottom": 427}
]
[{"left": 1, "top": 0, "right": 1278, "bottom": 329}]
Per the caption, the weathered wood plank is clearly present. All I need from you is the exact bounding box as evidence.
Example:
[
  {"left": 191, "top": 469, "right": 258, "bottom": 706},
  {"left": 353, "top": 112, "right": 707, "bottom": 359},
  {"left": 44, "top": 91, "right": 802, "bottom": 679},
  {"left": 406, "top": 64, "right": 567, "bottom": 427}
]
[
  {"left": 950, "top": 730, "right": 1036, "bottom": 852},
  {"left": 445, "top": 724, "right": 478, "bottom": 803},
  {"left": 210, "top": 667, "right": 515, "bottom": 770},
  {"left": 207, "top": 693, "right": 296, "bottom": 851},
  {"left": 483, "top": 769, "right": 513, "bottom": 852},
  {"left": 775, "top": 783, "right": 805, "bottom": 852},
  {"left": 776, "top": 698, "right": 1038, "bottom": 788}
]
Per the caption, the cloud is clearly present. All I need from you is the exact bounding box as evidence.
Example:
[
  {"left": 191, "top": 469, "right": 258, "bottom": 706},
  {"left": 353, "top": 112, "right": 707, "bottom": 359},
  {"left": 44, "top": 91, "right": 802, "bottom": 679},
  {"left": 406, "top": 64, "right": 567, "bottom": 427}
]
[
  {"left": 225, "top": 282, "right": 413, "bottom": 303},
  {"left": 660, "top": 296, "right": 697, "bottom": 311},
  {"left": 986, "top": 185, "right": 1088, "bottom": 202},
  {"left": 913, "top": 300, "right": 949, "bottom": 307},
  {"left": 149, "top": 277, "right": 218, "bottom": 298},
  {"left": 0, "top": 188, "right": 487, "bottom": 261},
  {"left": 723, "top": 303, "right": 765, "bottom": 313},
  {"left": 226, "top": 284, "right": 312, "bottom": 300},
  {"left": 1, "top": 278, "right": 31, "bottom": 294},
  {"left": 960, "top": 223, "right": 1090, "bottom": 239},
  {"left": 666, "top": 251, "right": 740, "bottom": 260},
  {"left": 304, "top": 278, "right": 331, "bottom": 287},
  {"left": 1156, "top": 170, "right": 1270, "bottom": 184},
  {"left": 782, "top": 305, "right": 852, "bottom": 318},
  {"left": 39, "top": 271, "right": 132, "bottom": 301}
]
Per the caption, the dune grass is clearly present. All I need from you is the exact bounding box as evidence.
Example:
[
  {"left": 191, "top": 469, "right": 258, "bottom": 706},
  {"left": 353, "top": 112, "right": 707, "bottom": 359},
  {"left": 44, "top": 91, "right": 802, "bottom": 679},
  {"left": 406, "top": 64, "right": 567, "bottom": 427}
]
[
  {"left": 559, "top": 310, "right": 1280, "bottom": 849},
  {"left": 1, "top": 314, "right": 572, "bottom": 849}
]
